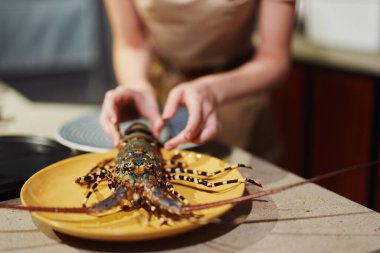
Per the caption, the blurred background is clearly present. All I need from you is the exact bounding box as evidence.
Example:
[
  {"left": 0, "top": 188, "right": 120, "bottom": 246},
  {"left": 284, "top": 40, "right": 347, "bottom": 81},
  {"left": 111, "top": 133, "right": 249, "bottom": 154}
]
[
  {"left": 0, "top": 0, "right": 114, "bottom": 103},
  {"left": 1, "top": 0, "right": 380, "bottom": 211}
]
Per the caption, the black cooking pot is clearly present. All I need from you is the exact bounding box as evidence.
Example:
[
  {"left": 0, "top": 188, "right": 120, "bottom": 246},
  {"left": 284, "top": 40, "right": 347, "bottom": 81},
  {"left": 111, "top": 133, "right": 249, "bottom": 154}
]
[{"left": 0, "top": 136, "right": 73, "bottom": 200}]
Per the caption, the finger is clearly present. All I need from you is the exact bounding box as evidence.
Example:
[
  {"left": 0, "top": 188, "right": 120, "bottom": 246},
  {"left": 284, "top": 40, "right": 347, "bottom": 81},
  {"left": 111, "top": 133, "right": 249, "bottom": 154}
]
[
  {"left": 139, "top": 105, "right": 162, "bottom": 132},
  {"left": 183, "top": 100, "right": 202, "bottom": 141},
  {"left": 133, "top": 93, "right": 163, "bottom": 138},
  {"left": 164, "top": 131, "right": 188, "bottom": 150},
  {"left": 162, "top": 88, "right": 182, "bottom": 120},
  {"left": 111, "top": 128, "right": 122, "bottom": 147},
  {"left": 191, "top": 113, "right": 218, "bottom": 144},
  {"left": 103, "top": 90, "right": 119, "bottom": 123},
  {"left": 99, "top": 112, "right": 121, "bottom": 147},
  {"left": 100, "top": 93, "right": 122, "bottom": 146},
  {"left": 152, "top": 118, "right": 165, "bottom": 139}
]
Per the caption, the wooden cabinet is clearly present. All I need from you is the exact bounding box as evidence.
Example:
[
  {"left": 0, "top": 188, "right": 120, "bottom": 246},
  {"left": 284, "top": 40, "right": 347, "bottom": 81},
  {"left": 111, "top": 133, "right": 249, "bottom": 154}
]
[
  {"left": 310, "top": 69, "right": 374, "bottom": 205},
  {"left": 271, "top": 64, "right": 305, "bottom": 175},
  {"left": 272, "top": 63, "right": 378, "bottom": 209}
]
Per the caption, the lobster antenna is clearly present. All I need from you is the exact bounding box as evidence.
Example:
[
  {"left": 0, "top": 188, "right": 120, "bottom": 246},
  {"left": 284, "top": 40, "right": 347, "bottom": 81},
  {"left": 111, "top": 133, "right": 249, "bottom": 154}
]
[
  {"left": 0, "top": 204, "right": 92, "bottom": 213},
  {"left": 184, "top": 160, "right": 379, "bottom": 212}
]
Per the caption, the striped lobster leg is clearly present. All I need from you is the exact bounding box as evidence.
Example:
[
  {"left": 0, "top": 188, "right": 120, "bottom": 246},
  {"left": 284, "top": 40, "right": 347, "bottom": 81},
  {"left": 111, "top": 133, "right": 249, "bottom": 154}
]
[
  {"left": 165, "top": 163, "right": 262, "bottom": 190},
  {"left": 164, "top": 164, "right": 252, "bottom": 178},
  {"left": 75, "top": 159, "right": 117, "bottom": 207}
]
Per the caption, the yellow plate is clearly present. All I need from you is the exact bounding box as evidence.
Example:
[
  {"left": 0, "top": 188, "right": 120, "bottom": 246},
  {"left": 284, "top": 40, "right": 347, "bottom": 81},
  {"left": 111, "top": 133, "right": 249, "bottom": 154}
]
[{"left": 21, "top": 149, "right": 245, "bottom": 241}]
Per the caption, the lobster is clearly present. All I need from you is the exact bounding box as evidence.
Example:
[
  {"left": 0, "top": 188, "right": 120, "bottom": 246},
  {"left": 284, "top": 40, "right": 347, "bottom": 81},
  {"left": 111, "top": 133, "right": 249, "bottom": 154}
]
[
  {"left": 71, "top": 122, "right": 262, "bottom": 224},
  {"left": 0, "top": 122, "right": 377, "bottom": 224}
]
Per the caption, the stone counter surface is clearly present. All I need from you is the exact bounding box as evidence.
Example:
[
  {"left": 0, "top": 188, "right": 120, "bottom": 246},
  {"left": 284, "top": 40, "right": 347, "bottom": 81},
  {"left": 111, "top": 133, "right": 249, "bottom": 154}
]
[{"left": 1, "top": 82, "right": 380, "bottom": 252}]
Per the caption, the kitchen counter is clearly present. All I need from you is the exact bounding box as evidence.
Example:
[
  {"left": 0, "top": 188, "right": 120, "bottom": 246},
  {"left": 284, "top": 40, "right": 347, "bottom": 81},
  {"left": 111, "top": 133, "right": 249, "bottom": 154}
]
[
  {"left": 292, "top": 33, "right": 380, "bottom": 76},
  {"left": 1, "top": 81, "right": 380, "bottom": 253},
  {"left": 0, "top": 82, "right": 97, "bottom": 138}
]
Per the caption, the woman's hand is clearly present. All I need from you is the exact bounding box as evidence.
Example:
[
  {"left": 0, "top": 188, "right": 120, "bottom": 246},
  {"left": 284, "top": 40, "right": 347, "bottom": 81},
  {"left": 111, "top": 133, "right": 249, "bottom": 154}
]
[
  {"left": 99, "top": 86, "right": 164, "bottom": 147},
  {"left": 162, "top": 77, "right": 220, "bottom": 150}
]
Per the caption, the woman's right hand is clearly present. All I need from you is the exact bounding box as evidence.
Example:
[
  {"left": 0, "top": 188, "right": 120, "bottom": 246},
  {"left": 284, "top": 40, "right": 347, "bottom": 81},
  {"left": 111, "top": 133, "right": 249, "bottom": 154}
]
[{"left": 99, "top": 86, "right": 164, "bottom": 147}]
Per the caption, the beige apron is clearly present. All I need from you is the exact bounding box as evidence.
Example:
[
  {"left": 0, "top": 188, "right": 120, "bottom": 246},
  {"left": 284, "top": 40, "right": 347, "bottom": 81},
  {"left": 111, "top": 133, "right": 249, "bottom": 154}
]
[{"left": 133, "top": 0, "right": 282, "bottom": 161}]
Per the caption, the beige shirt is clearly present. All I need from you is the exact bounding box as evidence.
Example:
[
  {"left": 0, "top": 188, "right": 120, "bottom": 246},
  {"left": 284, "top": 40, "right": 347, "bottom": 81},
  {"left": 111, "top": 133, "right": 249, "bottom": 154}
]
[{"left": 134, "top": 0, "right": 258, "bottom": 69}]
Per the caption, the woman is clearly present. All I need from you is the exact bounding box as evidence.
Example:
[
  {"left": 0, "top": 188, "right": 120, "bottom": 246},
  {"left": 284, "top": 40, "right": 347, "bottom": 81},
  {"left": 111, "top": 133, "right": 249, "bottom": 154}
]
[{"left": 100, "top": 0, "right": 295, "bottom": 159}]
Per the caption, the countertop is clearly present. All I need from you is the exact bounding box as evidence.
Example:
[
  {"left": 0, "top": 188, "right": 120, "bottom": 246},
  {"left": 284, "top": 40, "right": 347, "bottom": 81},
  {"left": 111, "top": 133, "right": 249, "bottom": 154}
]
[
  {"left": 1, "top": 82, "right": 380, "bottom": 253},
  {"left": 291, "top": 33, "right": 380, "bottom": 76},
  {"left": 0, "top": 82, "right": 96, "bottom": 138}
]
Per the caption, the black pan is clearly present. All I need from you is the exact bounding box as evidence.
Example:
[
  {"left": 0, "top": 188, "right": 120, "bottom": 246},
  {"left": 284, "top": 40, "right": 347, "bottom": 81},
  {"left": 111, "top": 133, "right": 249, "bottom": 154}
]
[{"left": 0, "top": 136, "right": 72, "bottom": 200}]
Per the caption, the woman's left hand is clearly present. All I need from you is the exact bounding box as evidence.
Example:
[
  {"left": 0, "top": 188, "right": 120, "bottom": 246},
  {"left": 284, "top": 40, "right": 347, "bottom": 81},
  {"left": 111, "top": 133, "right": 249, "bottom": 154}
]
[{"left": 162, "top": 77, "right": 220, "bottom": 150}]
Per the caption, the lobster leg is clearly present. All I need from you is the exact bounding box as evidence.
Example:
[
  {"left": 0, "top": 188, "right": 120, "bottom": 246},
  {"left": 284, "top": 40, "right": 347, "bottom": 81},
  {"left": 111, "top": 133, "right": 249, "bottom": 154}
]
[
  {"left": 141, "top": 200, "right": 174, "bottom": 225},
  {"left": 144, "top": 197, "right": 204, "bottom": 225},
  {"left": 76, "top": 167, "right": 118, "bottom": 207},
  {"left": 82, "top": 178, "right": 118, "bottom": 207},
  {"left": 75, "top": 168, "right": 111, "bottom": 185},
  {"left": 165, "top": 181, "right": 189, "bottom": 205},
  {"left": 82, "top": 178, "right": 110, "bottom": 207},
  {"left": 163, "top": 160, "right": 187, "bottom": 168},
  {"left": 142, "top": 186, "right": 200, "bottom": 225},
  {"left": 167, "top": 174, "right": 210, "bottom": 187},
  {"left": 87, "top": 158, "right": 115, "bottom": 174},
  {"left": 209, "top": 178, "right": 262, "bottom": 188},
  {"left": 167, "top": 174, "right": 262, "bottom": 188},
  {"left": 75, "top": 158, "right": 116, "bottom": 186},
  {"left": 164, "top": 164, "right": 252, "bottom": 178}
]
